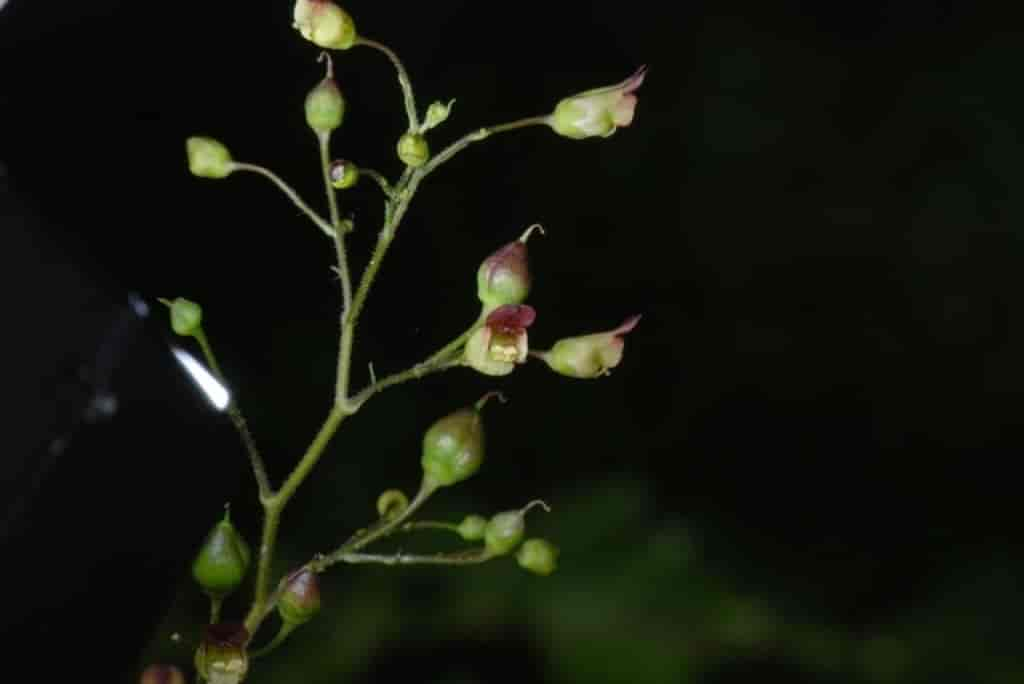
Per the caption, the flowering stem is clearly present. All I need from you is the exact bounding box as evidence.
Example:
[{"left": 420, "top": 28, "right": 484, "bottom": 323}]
[
  {"left": 193, "top": 329, "right": 272, "bottom": 501},
  {"left": 231, "top": 162, "right": 335, "bottom": 237},
  {"left": 360, "top": 167, "right": 393, "bottom": 197},
  {"left": 356, "top": 37, "right": 419, "bottom": 131},
  {"left": 421, "top": 116, "right": 550, "bottom": 177},
  {"left": 334, "top": 548, "right": 495, "bottom": 566}
]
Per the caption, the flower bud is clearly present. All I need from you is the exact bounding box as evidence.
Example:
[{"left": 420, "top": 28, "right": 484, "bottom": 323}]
[
  {"left": 396, "top": 132, "right": 429, "bottom": 167},
  {"left": 186, "top": 137, "right": 233, "bottom": 179},
  {"left": 421, "top": 406, "right": 485, "bottom": 488},
  {"left": 464, "top": 304, "right": 536, "bottom": 376},
  {"left": 538, "top": 315, "right": 641, "bottom": 379},
  {"left": 305, "top": 77, "right": 346, "bottom": 134},
  {"left": 516, "top": 538, "right": 559, "bottom": 576},
  {"left": 192, "top": 511, "right": 252, "bottom": 599},
  {"left": 421, "top": 99, "right": 455, "bottom": 132},
  {"left": 376, "top": 489, "right": 409, "bottom": 519},
  {"left": 548, "top": 67, "right": 646, "bottom": 140},
  {"left": 476, "top": 224, "right": 542, "bottom": 309},
  {"left": 195, "top": 623, "right": 249, "bottom": 684},
  {"left": 457, "top": 514, "right": 487, "bottom": 541},
  {"left": 157, "top": 297, "right": 203, "bottom": 337},
  {"left": 328, "top": 159, "right": 360, "bottom": 188},
  {"left": 278, "top": 568, "right": 321, "bottom": 626},
  {"left": 140, "top": 665, "right": 186, "bottom": 684},
  {"left": 484, "top": 511, "right": 525, "bottom": 556},
  {"left": 293, "top": 0, "right": 357, "bottom": 50}
]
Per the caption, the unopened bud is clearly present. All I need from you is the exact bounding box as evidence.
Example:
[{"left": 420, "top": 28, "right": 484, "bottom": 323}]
[
  {"left": 484, "top": 501, "right": 549, "bottom": 556},
  {"left": 306, "top": 77, "right": 346, "bottom": 134},
  {"left": 278, "top": 568, "right": 321, "bottom": 626},
  {"left": 538, "top": 315, "right": 640, "bottom": 379},
  {"left": 396, "top": 132, "right": 429, "bottom": 167},
  {"left": 293, "top": 0, "right": 357, "bottom": 50},
  {"left": 548, "top": 67, "right": 646, "bottom": 140},
  {"left": 192, "top": 510, "right": 251, "bottom": 599},
  {"left": 516, "top": 538, "right": 559, "bottom": 576},
  {"left": 328, "top": 159, "right": 359, "bottom": 188},
  {"left": 140, "top": 665, "right": 186, "bottom": 684},
  {"left": 477, "top": 224, "right": 542, "bottom": 309},
  {"left": 421, "top": 406, "right": 485, "bottom": 489},
  {"left": 158, "top": 297, "right": 202, "bottom": 337},
  {"left": 422, "top": 99, "right": 455, "bottom": 132},
  {"left": 457, "top": 514, "right": 487, "bottom": 541},
  {"left": 186, "top": 137, "right": 233, "bottom": 179}
]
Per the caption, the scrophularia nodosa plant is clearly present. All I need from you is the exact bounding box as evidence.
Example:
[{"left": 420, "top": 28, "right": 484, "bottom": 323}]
[{"left": 148, "top": 2, "right": 646, "bottom": 681}]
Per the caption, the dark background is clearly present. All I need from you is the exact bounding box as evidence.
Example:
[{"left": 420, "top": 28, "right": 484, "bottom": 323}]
[{"left": 1, "top": 1, "right": 1021, "bottom": 682}]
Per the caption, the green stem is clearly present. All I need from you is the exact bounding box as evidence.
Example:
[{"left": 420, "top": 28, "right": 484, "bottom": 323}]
[
  {"left": 231, "top": 162, "right": 335, "bottom": 237},
  {"left": 356, "top": 37, "right": 419, "bottom": 131},
  {"left": 360, "top": 167, "right": 393, "bottom": 197},
  {"left": 334, "top": 548, "right": 495, "bottom": 566},
  {"left": 400, "top": 520, "right": 462, "bottom": 534},
  {"left": 250, "top": 623, "right": 297, "bottom": 659},
  {"left": 421, "top": 116, "right": 550, "bottom": 177},
  {"left": 194, "top": 329, "right": 272, "bottom": 501},
  {"left": 209, "top": 596, "right": 223, "bottom": 624}
]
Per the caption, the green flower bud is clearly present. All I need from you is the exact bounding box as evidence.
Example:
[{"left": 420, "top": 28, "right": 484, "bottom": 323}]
[
  {"left": 186, "top": 137, "right": 233, "bottom": 179},
  {"left": 516, "top": 538, "right": 559, "bottom": 576},
  {"left": 484, "top": 511, "right": 525, "bottom": 556},
  {"left": 539, "top": 315, "right": 641, "bottom": 379},
  {"left": 195, "top": 623, "right": 249, "bottom": 684},
  {"left": 157, "top": 297, "right": 203, "bottom": 337},
  {"left": 293, "top": 0, "right": 357, "bottom": 50},
  {"left": 140, "top": 665, "right": 186, "bottom": 684},
  {"left": 396, "top": 132, "right": 429, "bottom": 167},
  {"left": 328, "top": 159, "right": 360, "bottom": 188},
  {"left": 421, "top": 99, "right": 455, "bottom": 132},
  {"left": 192, "top": 511, "right": 251, "bottom": 599},
  {"left": 457, "top": 514, "right": 487, "bottom": 541},
  {"left": 421, "top": 406, "right": 484, "bottom": 488},
  {"left": 477, "top": 224, "right": 542, "bottom": 309},
  {"left": 278, "top": 568, "right": 321, "bottom": 626},
  {"left": 376, "top": 489, "right": 409, "bottom": 519},
  {"left": 305, "top": 77, "right": 346, "bottom": 134}
]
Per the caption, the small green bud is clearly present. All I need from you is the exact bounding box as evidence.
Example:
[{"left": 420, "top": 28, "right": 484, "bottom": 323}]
[
  {"left": 421, "top": 406, "right": 484, "bottom": 488},
  {"left": 421, "top": 99, "right": 455, "bottom": 132},
  {"left": 186, "top": 137, "right": 233, "bottom": 179},
  {"left": 293, "top": 0, "right": 357, "bottom": 50},
  {"left": 484, "top": 511, "right": 525, "bottom": 556},
  {"left": 328, "top": 159, "right": 360, "bottom": 188},
  {"left": 457, "top": 514, "right": 487, "bottom": 541},
  {"left": 305, "top": 77, "right": 346, "bottom": 134},
  {"left": 516, "top": 538, "right": 559, "bottom": 576},
  {"left": 192, "top": 511, "right": 251, "bottom": 599},
  {"left": 278, "top": 568, "right": 321, "bottom": 626},
  {"left": 376, "top": 489, "right": 409, "bottom": 519},
  {"left": 195, "top": 623, "right": 249, "bottom": 684},
  {"left": 157, "top": 297, "right": 203, "bottom": 337},
  {"left": 140, "top": 665, "right": 186, "bottom": 684},
  {"left": 477, "top": 224, "right": 542, "bottom": 309},
  {"left": 396, "top": 132, "right": 429, "bottom": 167}
]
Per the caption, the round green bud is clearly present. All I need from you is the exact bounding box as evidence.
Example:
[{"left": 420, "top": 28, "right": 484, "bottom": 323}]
[
  {"left": 305, "top": 77, "right": 346, "bottom": 134},
  {"left": 396, "top": 132, "right": 429, "bottom": 167},
  {"left": 484, "top": 511, "right": 525, "bottom": 556},
  {"left": 192, "top": 513, "right": 251, "bottom": 598},
  {"left": 516, "top": 538, "right": 559, "bottom": 576},
  {"left": 329, "top": 159, "right": 360, "bottom": 189},
  {"left": 140, "top": 665, "right": 186, "bottom": 684},
  {"left": 457, "top": 514, "right": 487, "bottom": 541},
  {"left": 278, "top": 568, "right": 321, "bottom": 626},
  {"left": 158, "top": 297, "right": 202, "bottom": 337},
  {"left": 293, "top": 0, "right": 357, "bottom": 50},
  {"left": 421, "top": 407, "right": 484, "bottom": 488},
  {"left": 185, "top": 137, "right": 233, "bottom": 179},
  {"left": 477, "top": 242, "right": 529, "bottom": 308},
  {"left": 376, "top": 489, "right": 409, "bottom": 519}
]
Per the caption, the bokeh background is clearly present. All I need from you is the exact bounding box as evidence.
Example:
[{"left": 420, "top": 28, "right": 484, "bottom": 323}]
[{"left": 2, "top": 1, "right": 1021, "bottom": 682}]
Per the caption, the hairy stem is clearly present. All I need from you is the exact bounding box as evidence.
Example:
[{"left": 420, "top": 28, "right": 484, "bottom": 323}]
[
  {"left": 421, "top": 116, "right": 550, "bottom": 177},
  {"left": 231, "top": 162, "right": 335, "bottom": 237},
  {"left": 334, "top": 548, "right": 495, "bottom": 566}
]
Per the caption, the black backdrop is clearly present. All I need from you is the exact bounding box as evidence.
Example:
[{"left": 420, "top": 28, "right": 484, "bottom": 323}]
[{"left": 2, "top": 2, "right": 1021, "bottom": 683}]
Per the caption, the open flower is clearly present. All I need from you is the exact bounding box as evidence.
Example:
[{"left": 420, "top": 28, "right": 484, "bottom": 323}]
[
  {"left": 464, "top": 304, "right": 536, "bottom": 376},
  {"left": 548, "top": 67, "right": 647, "bottom": 140},
  {"left": 537, "top": 315, "right": 640, "bottom": 378}
]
